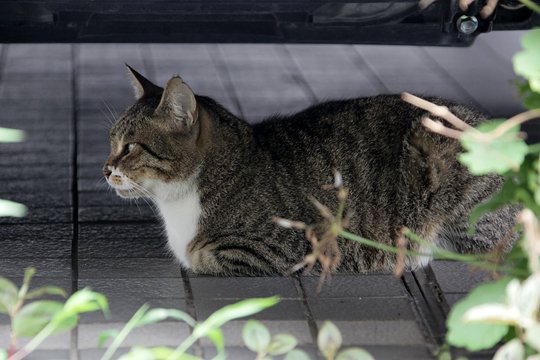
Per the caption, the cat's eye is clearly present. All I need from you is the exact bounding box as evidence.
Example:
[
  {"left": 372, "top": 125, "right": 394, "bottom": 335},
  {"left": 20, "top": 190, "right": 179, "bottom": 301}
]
[{"left": 121, "top": 143, "right": 136, "bottom": 156}]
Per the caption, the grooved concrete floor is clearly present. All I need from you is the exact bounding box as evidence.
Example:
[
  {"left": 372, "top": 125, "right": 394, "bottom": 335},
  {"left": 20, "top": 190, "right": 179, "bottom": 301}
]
[{"left": 0, "top": 32, "right": 528, "bottom": 359}]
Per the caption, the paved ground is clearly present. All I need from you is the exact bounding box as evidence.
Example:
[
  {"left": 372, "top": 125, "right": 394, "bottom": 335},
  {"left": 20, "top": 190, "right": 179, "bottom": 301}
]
[{"left": 0, "top": 32, "right": 529, "bottom": 359}]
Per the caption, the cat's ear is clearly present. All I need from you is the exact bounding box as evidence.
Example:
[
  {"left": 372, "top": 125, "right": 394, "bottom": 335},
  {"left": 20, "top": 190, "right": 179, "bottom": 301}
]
[
  {"left": 155, "top": 75, "right": 198, "bottom": 128},
  {"left": 125, "top": 64, "right": 161, "bottom": 99}
]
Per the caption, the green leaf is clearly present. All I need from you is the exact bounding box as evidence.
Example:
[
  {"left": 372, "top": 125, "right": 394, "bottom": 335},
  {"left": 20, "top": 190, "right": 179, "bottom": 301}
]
[
  {"left": 514, "top": 29, "right": 540, "bottom": 92},
  {"left": 523, "top": 89, "right": 540, "bottom": 110},
  {"left": 242, "top": 320, "right": 271, "bottom": 353},
  {"left": 515, "top": 29, "right": 540, "bottom": 67},
  {"left": 13, "top": 300, "right": 63, "bottom": 337},
  {"left": 515, "top": 80, "right": 540, "bottom": 110},
  {"left": 63, "top": 287, "right": 109, "bottom": 316},
  {"left": 118, "top": 347, "right": 200, "bottom": 360},
  {"left": 535, "top": 186, "right": 540, "bottom": 206},
  {"left": 137, "top": 308, "right": 196, "bottom": 328},
  {"left": 526, "top": 323, "right": 540, "bottom": 351},
  {"left": 0, "top": 276, "right": 18, "bottom": 314},
  {"left": 117, "top": 347, "right": 154, "bottom": 360},
  {"left": 0, "top": 349, "right": 6, "bottom": 360},
  {"left": 267, "top": 334, "right": 297, "bottom": 356},
  {"left": 193, "top": 297, "right": 279, "bottom": 339},
  {"left": 149, "top": 347, "right": 176, "bottom": 359},
  {"left": 98, "top": 329, "right": 120, "bottom": 348},
  {"left": 0, "top": 199, "right": 27, "bottom": 218},
  {"left": 317, "top": 321, "right": 342, "bottom": 359},
  {"left": 22, "top": 267, "right": 36, "bottom": 288},
  {"left": 504, "top": 240, "right": 530, "bottom": 280},
  {"left": 469, "top": 152, "right": 540, "bottom": 230},
  {"left": 25, "top": 286, "right": 67, "bottom": 300},
  {"left": 335, "top": 348, "right": 375, "bottom": 360},
  {"left": 206, "top": 328, "right": 226, "bottom": 360},
  {"left": 207, "top": 328, "right": 225, "bottom": 358},
  {"left": 515, "top": 52, "right": 540, "bottom": 93},
  {"left": 446, "top": 278, "right": 511, "bottom": 351},
  {"left": 284, "top": 349, "right": 312, "bottom": 360},
  {"left": 437, "top": 350, "right": 452, "bottom": 360},
  {"left": 459, "top": 120, "right": 528, "bottom": 175},
  {"left": 0, "top": 127, "right": 25, "bottom": 142},
  {"left": 49, "top": 311, "right": 79, "bottom": 334}
]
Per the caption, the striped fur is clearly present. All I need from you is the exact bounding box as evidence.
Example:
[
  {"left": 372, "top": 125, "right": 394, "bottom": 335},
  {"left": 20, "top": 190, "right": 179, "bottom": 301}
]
[{"left": 103, "top": 70, "right": 517, "bottom": 276}]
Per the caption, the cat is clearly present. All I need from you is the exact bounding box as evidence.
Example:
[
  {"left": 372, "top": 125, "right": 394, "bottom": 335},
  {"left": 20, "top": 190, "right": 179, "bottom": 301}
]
[{"left": 103, "top": 65, "right": 517, "bottom": 276}]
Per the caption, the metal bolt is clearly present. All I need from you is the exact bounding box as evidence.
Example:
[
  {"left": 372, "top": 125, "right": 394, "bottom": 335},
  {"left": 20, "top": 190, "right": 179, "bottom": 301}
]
[{"left": 457, "top": 15, "right": 479, "bottom": 34}]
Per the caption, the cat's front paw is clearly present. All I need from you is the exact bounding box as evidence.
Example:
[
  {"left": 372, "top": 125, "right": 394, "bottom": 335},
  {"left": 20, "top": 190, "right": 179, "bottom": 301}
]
[{"left": 187, "top": 246, "right": 230, "bottom": 275}]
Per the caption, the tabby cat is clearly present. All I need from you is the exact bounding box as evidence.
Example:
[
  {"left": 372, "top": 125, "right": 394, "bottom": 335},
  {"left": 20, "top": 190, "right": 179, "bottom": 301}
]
[{"left": 103, "top": 65, "right": 516, "bottom": 276}]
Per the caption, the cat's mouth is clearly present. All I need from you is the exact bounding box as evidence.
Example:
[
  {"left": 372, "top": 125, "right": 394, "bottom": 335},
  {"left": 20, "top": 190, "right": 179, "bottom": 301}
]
[{"left": 104, "top": 166, "right": 148, "bottom": 198}]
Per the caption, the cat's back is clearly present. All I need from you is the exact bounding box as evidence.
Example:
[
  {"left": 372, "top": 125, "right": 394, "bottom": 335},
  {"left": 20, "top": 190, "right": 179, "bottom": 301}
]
[
  {"left": 251, "top": 95, "right": 424, "bottom": 163},
  {"left": 251, "top": 94, "right": 484, "bottom": 158}
]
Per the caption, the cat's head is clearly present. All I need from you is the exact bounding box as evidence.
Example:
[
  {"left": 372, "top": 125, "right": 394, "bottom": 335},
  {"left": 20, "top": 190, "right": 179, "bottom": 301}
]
[{"left": 103, "top": 65, "right": 204, "bottom": 201}]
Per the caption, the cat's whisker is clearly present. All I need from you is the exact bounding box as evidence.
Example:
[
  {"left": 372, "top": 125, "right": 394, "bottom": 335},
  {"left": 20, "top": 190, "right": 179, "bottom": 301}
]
[
  {"left": 99, "top": 107, "right": 116, "bottom": 127},
  {"left": 142, "top": 198, "right": 159, "bottom": 217},
  {"left": 106, "top": 100, "right": 119, "bottom": 118},
  {"left": 128, "top": 182, "right": 156, "bottom": 203},
  {"left": 135, "top": 192, "right": 160, "bottom": 216},
  {"left": 130, "top": 190, "right": 144, "bottom": 214},
  {"left": 136, "top": 196, "right": 159, "bottom": 218},
  {"left": 122, "top": 179, "right": 160, "bottom": 217},
  {"left": 128, "top": 180, "right": 156, "bottom": 198},
  {"left": 94, "top": 177, "right": 110, "bottom": 190},
  {"left": 102, "top": 100, "right": 119, "bottom": 125}
]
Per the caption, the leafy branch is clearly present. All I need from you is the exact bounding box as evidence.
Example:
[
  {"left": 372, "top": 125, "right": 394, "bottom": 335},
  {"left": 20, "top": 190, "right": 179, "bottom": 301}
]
[{"left": 0, "top": 267, "right": 108, "bottom": 360}]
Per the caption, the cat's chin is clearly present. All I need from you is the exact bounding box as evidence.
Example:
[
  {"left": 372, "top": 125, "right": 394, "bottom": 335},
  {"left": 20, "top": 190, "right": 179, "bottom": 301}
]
[{"left": 115, "top": 189, "right": 140, "bottom": 199}]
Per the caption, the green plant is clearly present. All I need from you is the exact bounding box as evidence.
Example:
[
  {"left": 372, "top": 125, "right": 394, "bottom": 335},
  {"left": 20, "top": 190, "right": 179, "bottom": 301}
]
[
  {"left": 101, "top": 297, "right": 280, "bottom": 360},
  {"left": 242, "top": 320, "right": 298, "bottom": 360},
  {"left": 240, "top": 320, "right": 373, "bottom": 360},
  {"left": 363, "top": 62, "right": 540, "bottom": 358},
  {"left": 1, "top": 267, "right": 373, "bottom": 360},
  {"left": 106, "top": 299, "right": 376, "bottom": 360},
  {"left": 405, "top": 13, "right": 540, "bottom": 358},
  {"left": 0, "top": 267, "right": 281, "bottom": 360},
  {"left": 315, "top": 322, "right": 373, "bottom": 360},
  {"left": 0, "top": 267, "right": 108, "bottom": 360},
  {"left": 276, "top": 4, "right": 540, "bottom": 358}
]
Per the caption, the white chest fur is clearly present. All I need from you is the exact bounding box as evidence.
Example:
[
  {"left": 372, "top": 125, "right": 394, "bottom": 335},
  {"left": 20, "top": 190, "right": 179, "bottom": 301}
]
[{"left": 155, "top": 187, "right": 201, "bottom": 268}]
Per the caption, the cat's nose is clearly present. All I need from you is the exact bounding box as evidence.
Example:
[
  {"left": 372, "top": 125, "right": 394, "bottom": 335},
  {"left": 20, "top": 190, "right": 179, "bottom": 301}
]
[{"left": 102, "top": 167, "right": 112, "bottom": 178}]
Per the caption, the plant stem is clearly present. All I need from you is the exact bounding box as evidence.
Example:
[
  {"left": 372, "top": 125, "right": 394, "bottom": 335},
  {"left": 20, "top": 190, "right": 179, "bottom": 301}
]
[
  {"left": 9, "top": 323, "right": 57, "bottom": 360},
  {"left": 166, "top": 334, "right": 198, "bottom": 360},
  {"left": 404, "top": 229, "right": 483, "bottom": 262},
  {"left": 479, "top": 109, "right": 540, "bottom": 141},
  {"left": 100, "top": 304, "right": 150, "bottom": 360},
  {"left": 401, "top": 92, "right": 473, "bottom": 131},
  {"left": 422, "top": 117, "right": 463, "bottom": 139},
  {"left": 339, "top": 231, "right": 432, "bottom": 258},
  {"left": 7, "top": 330, "right": 17, "bottom": 358},
  {"left": 340, "top": 230, "right": 529, "bottom": 277},
  {"left": 520, "top": 0, "right": 540, "bottom": 13},
  {"left": 336, "top": 193, "right": 346, "bottom": 223}
]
